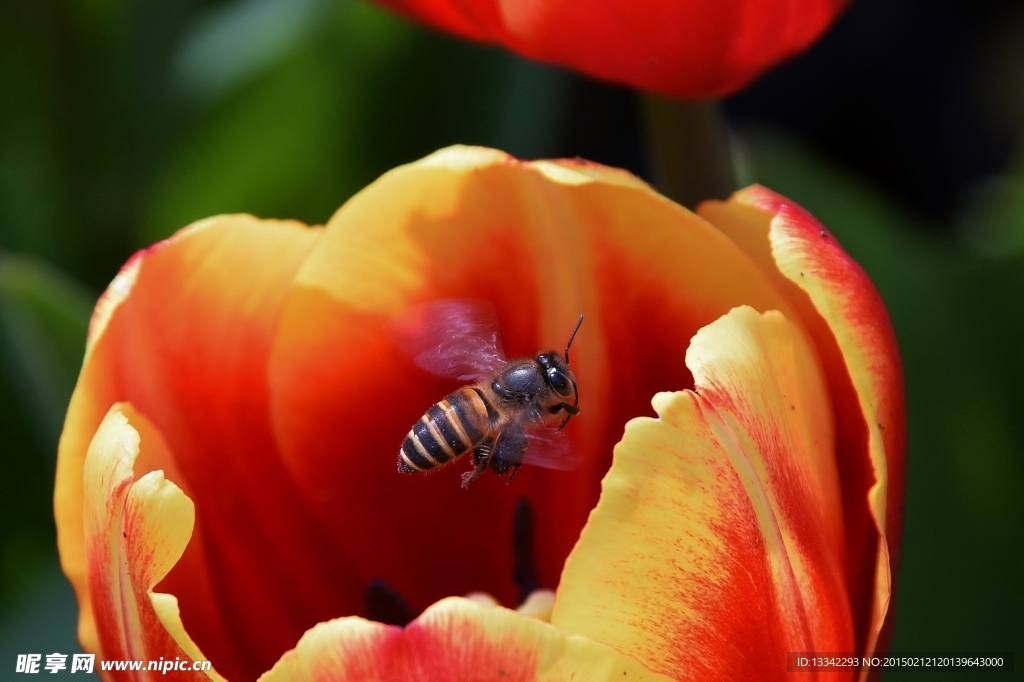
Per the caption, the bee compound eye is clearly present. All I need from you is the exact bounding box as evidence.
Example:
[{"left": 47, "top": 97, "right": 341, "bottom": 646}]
[{"left": 547, "top": 368, "right": 571, "bottom": 396}]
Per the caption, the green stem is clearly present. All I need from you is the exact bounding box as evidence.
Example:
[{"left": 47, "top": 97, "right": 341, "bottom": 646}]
[{"left": 642, "top": 95, "right": 737, "bottom": 209}]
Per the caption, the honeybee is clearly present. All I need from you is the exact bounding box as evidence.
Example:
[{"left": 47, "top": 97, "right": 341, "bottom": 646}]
[{"left": 387, "top": 300, "right": 583, "bottom": 488}]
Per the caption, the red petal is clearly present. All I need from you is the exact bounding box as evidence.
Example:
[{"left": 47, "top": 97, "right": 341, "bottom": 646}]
[{"left": 375, "top": 0, "right": 849, "bottom": 97}]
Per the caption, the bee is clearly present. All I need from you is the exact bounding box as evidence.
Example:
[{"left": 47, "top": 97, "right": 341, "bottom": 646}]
[{"left": 387, "top": 300, "right": 583, "bottom": 488}]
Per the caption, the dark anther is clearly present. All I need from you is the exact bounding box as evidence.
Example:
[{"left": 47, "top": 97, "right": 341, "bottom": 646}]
[
  {"left": 365, "top": 579, "right": 417, "bottom": 627},
  {"left": 513, "top": 498, "right": 541, "bottom": 604}
]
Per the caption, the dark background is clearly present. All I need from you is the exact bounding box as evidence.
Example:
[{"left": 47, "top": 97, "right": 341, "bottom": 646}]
[{"left": 1, "top": 0, "right": 1021, "bottom": 677}]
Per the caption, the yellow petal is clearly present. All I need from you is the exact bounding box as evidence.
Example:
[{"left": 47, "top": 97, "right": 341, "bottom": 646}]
[
  {"left": 81, "top": 404, "right": 224, "bottom": 680},
  {"left": 700, "top": 187, "right": 905, "bottom": 664},
  {"left": 517, "top": 590, "right": 556, "bottom": 622},
  {"left": 552, "top": 307, "right": 853, "bottom": 681}
]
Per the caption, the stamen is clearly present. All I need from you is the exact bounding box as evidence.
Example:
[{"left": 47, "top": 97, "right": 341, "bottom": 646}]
[
  {"left": 365, "top": 579, "right": 417, "bottom": 626},
  {"left": 516, "top": 589, "right": 555, "bottom": 622},
  {"left": 464, "top": 592, "right": 500, "bottom": 608},
  {"left": 513, "top": 498, "right": 540, "bottom": 603}
]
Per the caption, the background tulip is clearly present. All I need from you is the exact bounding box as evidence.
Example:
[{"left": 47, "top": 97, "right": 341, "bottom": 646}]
[
  {"left": 55, "top": 147, "right": 902, "bottom": 680},
  {"left": 372, "top": 0, "right": 851, "bottom": 98}
]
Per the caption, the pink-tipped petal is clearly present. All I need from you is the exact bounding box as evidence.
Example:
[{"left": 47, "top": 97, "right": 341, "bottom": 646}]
[{"left": 260, "top": 597, "right": 675, "bottom": 682}]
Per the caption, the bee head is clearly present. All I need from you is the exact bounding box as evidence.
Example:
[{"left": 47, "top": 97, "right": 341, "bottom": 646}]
[
  {"left": 537, "top": 352, "right": 575, "bottom": 399},
  {"left": 536, "top": 314, "right": 583, "bottom": 430}
]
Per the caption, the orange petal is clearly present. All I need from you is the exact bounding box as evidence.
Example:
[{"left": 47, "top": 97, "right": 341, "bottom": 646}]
[
  {"left": 260, "top": 597, "right": 675, "bottom": 682},
  {"left": 266, "top": 146, "right": 801, "bottom": 615},
  {"left": 552, "top": 307, "right": 854, "bottom": 681},
  {"left": 699, "top": 187, "right": 905, "bottom": 663},
  {"left": 56, "top": 215, "right": 323, "bottom": 681},
  {"left": 82, "top": 403, "right": 223, "bottom": 680}
]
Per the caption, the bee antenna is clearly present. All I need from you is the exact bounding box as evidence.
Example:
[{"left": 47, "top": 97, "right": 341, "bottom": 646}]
[{"left": 564, "top": 314, "right": 584, "bottom": 364}]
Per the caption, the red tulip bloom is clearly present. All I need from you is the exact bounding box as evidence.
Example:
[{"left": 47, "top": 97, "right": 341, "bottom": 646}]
[
  {"left": 374, "top": 0, "right": 851, "bottom": 97},
  {"left": 55, "top": 147, "right": 903, "bottom": 680}
]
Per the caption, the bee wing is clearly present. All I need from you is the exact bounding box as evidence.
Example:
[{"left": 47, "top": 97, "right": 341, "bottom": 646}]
[
  {"left": 520, "top": 422, "right": 582, "bottom": 471},
  {"left": 385, "top": 299, "right": 507, "bottom": 381}
]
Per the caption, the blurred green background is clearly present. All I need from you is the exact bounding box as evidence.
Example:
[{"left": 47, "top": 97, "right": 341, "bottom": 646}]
[{"left": 0, "top": 0, "right": 1020, "bottom": 678}]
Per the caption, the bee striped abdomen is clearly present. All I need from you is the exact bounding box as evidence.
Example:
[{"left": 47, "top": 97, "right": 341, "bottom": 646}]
[{"left": 399, "top": 388, "right": 492, "bottom": 474}]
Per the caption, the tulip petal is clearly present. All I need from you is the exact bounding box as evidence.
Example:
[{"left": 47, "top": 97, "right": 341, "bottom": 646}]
[
  {"left": 83, "top": 403, "right": 223, "bottom": 680},
  {"left": 375, "top": 0, "right": 849, "bottom": 98},
  {"left": 552, "top": 307, "right": 854, "bottom": 681},
  {"left": 260, "top": 597, "right": 675, "bottom": 682},
  {"left": 56, "top": 215, "right": 324, "bottom": 681},
  {"left": 699, "top": 188, "right": 905, "bottom": 662},
  {"left": 86, "top": 252, "right": 141, "bottom": 358},
  {"left": 266, "top": 146, "right": 801, "bottom": 617}
]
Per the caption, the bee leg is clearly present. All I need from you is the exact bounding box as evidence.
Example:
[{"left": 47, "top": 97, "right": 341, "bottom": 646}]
[
  {"left": 471, "top": 439, "right": 492, "bottom": 467},
  {"left": 549, "top": 402, "right": 580, "bottom": 416},
  {"left": 549, "top": 402, "right": 580, "bottom": 430},
  {"left": 460, "top": 465, "right": 488, "bottom": 488},
  {"left": 462, "top": 437, "right": 495, "bottom": 488},
  {"left": 490, "top": 426, "right": 528, "bottom": 484}
]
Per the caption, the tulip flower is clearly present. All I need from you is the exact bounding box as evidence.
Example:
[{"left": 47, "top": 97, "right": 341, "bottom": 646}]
[
  {"left": 55, "top": 146, "right": 903, "bottom": 681},
  {"left": 373, "top": 0, "right": 851, "bottom": 97}
]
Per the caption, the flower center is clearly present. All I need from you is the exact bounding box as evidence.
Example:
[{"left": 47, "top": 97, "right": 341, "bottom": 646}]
[{"left": 364, "top": 498, "right": 543, "bottom": 626}]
